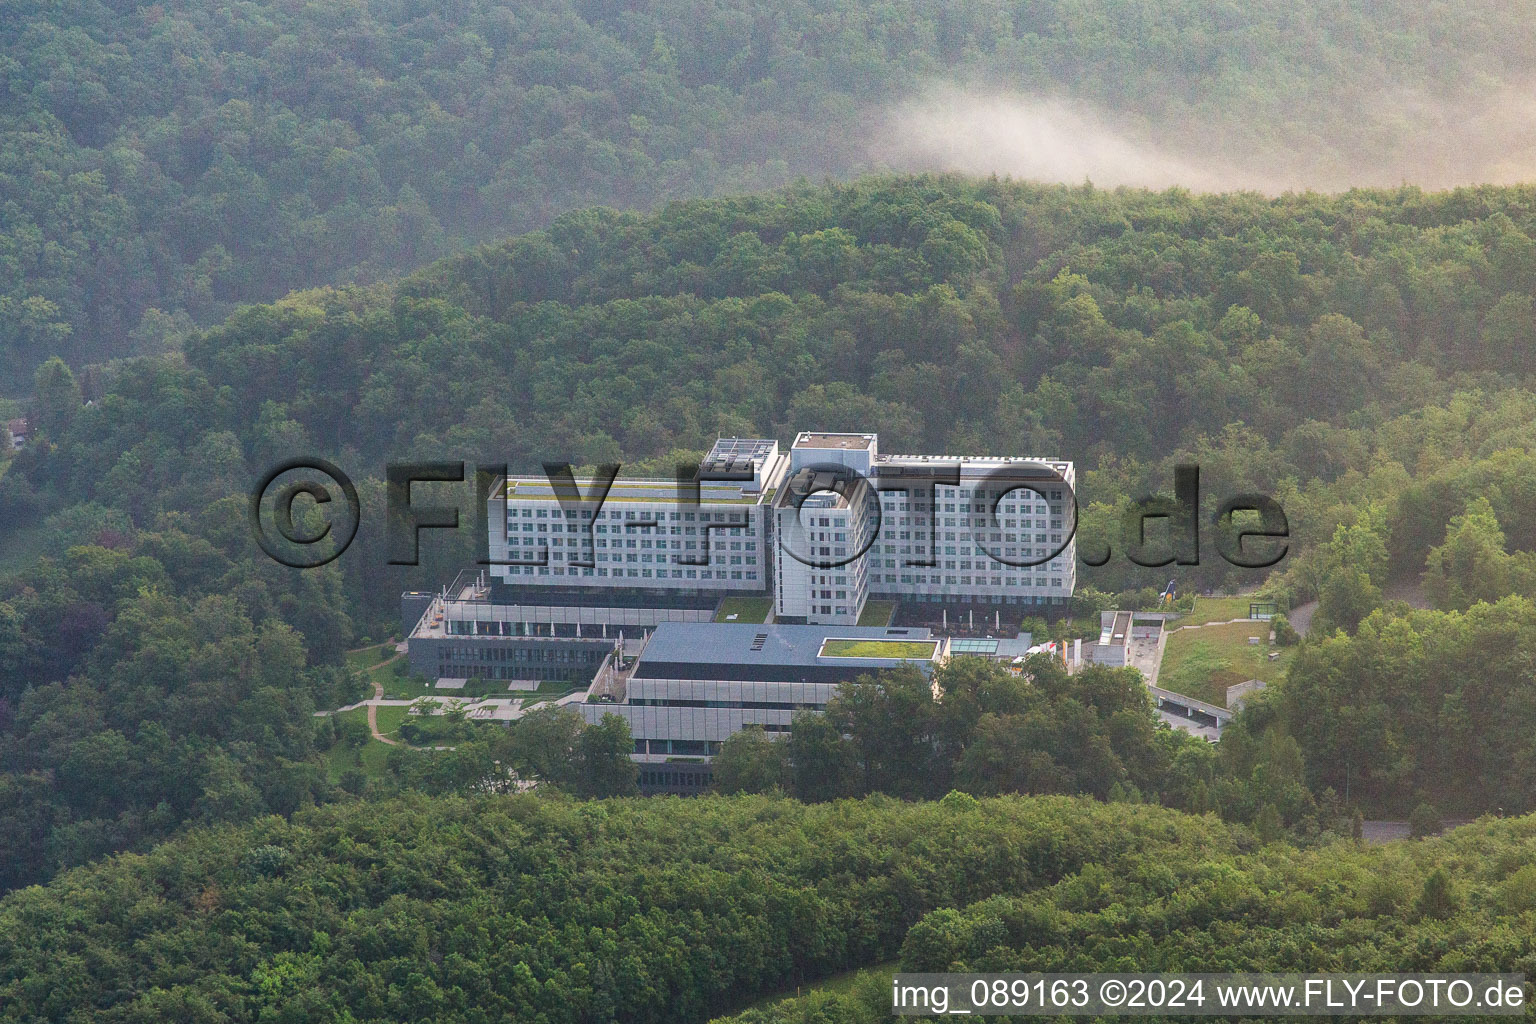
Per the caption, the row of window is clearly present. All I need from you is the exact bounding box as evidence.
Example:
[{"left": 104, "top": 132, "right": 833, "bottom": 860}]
[
  {"left": 878, "top": 487, "right": 1066, "bottom": 502},
  {"left": 871, "top": 531, "right": 1061, "bottom": 543},
  {"left": 874, "top": 558, "right": 1063, "bottom": 570},
  {"left": 452, "top": 621, "right": 605, "bottom": 638},
  {"left": 635, "top": 739, "right": 719, "bottom": 755},
  {"left": 507, "top": 566, "right": 759, "bottom": 580},
  {"left": 638, "top": 767, "right": 713, "bottom": 791},
  {"left": 437, "top": 645, "right": 600, "bottom": 663},
  {"left": 434, "top": 664, "right": 577, "bottom": 681},
  {"left": 628, "top": 698, "right": 825, "bottom": 710},
  {"left": 873, "top": 574, "right": 1066, "bottom": 588},
  {"left": 887, "top": 592, "right": 1070, "bottom": 605},
  {"left": 523, "top": 537, "right": 757, "bottom": 549},
  {"left": 512, "top": 550, "right": 757, "bottom": 565},
  {"left": 511, "top": 522, "right": 751, "bottom": 536},
  {"left": 510, "top": 507, "right": 752, "bottom": 523}
]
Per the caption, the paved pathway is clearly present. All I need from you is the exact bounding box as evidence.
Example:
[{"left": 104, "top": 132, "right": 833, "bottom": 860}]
[
  {"left": 1361, "top": 819, "right": 1473, "bottom": 844},
  {"left": 366, "top": 680, "right": 401, "bottom": 744},
  {"left": 315, "top": 646, "right": 596, "bottom": 752},
  {"left": 1157, "top": 708, "right": 1220, "bottom": 741},
  {"left": 1287, "top": 601, "right": 1317, "bottom": 636},
  {"left": 315, "top": 650, "right": 466, "bottom": 749}
]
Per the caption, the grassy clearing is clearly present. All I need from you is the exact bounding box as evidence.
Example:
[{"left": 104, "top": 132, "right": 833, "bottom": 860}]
[
  {"left": 1159, "top": 620, "right": 1293, "bottom": 706},
  {"left": 714, "top": 596, "right": 772, "bottom": 623},
  {"left": 518, "top": 679, "right": 582, "bottom": 704},
  {"left": 820, "top": 638, "right": 937, "bottom": 659},
  {"left": 381, "top": 674, "right": 440, "bottom": 700},
  {"left": 856, "top": 599, "right": 896, "bottom": 626},
  {"left": 523, "top": 691, "right": 581, "bottom": 710},
  {"left": 343, "top": 645, "right": 441, "bottom": 699}
]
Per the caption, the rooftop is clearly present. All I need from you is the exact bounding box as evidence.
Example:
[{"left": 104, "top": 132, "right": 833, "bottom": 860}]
[
  {"left": 1098, "top": 610, "right": 1134, "bottom": 647},
  {"left": 502, "top": 477, "right": 769, "bottom": 505},
  {"left": 635, "top": 622, "right": 937, "bottom": 670},
  {"left": 948, "top": 636, "right": 1035, "bottom": 658},
  {"left": 701, "top": 437, "right": 779, "bottom": 477},
  {"left": 776, "top": 466, "right": 862, "bottom": 509},
  {"left": 875, "top": 453, "right": 1071, "bottom": 475},
  {"left": 793, "top": 432, "right": 875, "bottom": 450}
]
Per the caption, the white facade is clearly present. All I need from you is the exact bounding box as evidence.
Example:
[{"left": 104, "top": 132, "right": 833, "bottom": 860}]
[
  {"left": 489, "top": 439, "right": 787, "bottom": 594},
  {"left": 773, "top": 432, "right": 1077, "bottom": 624},
  {"left": 486, "top": 432, "right": 1075, "bottom": 623}
]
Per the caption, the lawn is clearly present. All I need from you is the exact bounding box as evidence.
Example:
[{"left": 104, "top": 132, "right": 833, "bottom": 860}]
[
  {"left": 374, "top": 704, "right": 409, "bottom": 735},
  {"left": 321, "top": 708, "right": 395, "bottom": 782},
  {"left": 1172, "top": 595, "right": 1269, "bottom": 628},
  {"left": 1158, "top": 620, "right": 1293, "bottom": 706},
  {"left": 520, "top": 680, "right": 583, "bottom": 707},
  {"left": 819, "top": 638, "right": 938, "bottom": 659},
  {"left": 344, "top": 644, "right": 445, "bottom": 699},
  {"left": 345, "top": 644, "right": 396, "bottom": 672},
  {"left": 714, "top": 596, "right": 772, "bottom": 623},
  {"left": 856, "top": 599, "right": 896, "bottom": 626}
]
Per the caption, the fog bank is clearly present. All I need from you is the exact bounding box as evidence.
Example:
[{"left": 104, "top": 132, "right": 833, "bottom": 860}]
[{"left": 874, "top": 84, "right": 1536, "bottom": 193}]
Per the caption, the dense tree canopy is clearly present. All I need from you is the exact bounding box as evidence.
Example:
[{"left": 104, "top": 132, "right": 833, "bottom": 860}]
[
  {"left": 715, "top": 655, "right": 1198, "bottom": 806},
  {"left": 6, "top": 0, "right": 1536, "bottom": 384},
  {"left": 0, "top": 792, "right": 1240, "bottom": 1023},
  {"left": 719, "top": 812, "right": 1536, "bottom": 1024},
  {"left": 2, "top": 789, "right": 1532, "bottom": 1024}
]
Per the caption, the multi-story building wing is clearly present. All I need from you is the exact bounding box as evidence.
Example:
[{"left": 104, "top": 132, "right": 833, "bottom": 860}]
[
  {"left": 475, "top": 431, "right": 1074, "bottom": 629},
  {"left": 770, "top": 433, "right": 879, "bottom": 626},
  {"left": 488, "top": 438, "right": 788, "bottom": 608},
  {"left": 867, "top": 445, "right": 1076, "bottom": 612},
  {"left": 772, "top": 432, "right": 1076, "bottom": 624}
]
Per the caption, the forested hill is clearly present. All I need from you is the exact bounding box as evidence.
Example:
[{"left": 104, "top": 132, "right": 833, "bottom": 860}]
[
  {"left": 717, "top": 805, "right": 1536, "bottom": 1024},
  {"left": 0, "top": 794, "right": 1234, "bottom": 1022},
  {"left": 6, "top": 0, "right": 1536, "bottom": 384},
  {"left": 11, "top": 176, "right": 1536, "bottom": 892},
  {"left": 0, "top": 792, "right": 1532, "bottom": 1024}
]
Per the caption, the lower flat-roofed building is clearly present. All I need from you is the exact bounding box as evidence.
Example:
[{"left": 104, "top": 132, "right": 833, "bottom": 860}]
[
  {"left": 580, "top": 621, "right": 946, "bottom": 793},
  {"left": 404, "top": 572, "right": 711, "bottom": 689}
]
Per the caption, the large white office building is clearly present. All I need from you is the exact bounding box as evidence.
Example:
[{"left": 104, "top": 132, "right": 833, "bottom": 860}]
[{"left": 484, "top": 432, "right": 1075, "bottom": 626}]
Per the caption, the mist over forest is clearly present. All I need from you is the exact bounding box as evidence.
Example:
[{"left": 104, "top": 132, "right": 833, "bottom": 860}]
[
  {"left": 7, "top": 0, "right": 1536, "bottom": 383},
  {"left": 877, "top": 78, "right": 1536, "bottom": 192}
]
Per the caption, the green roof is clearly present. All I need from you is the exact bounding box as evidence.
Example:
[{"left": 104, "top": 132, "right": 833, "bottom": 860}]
[{"left": 818, "top": 638, "right": 940, "bottom": 660}]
